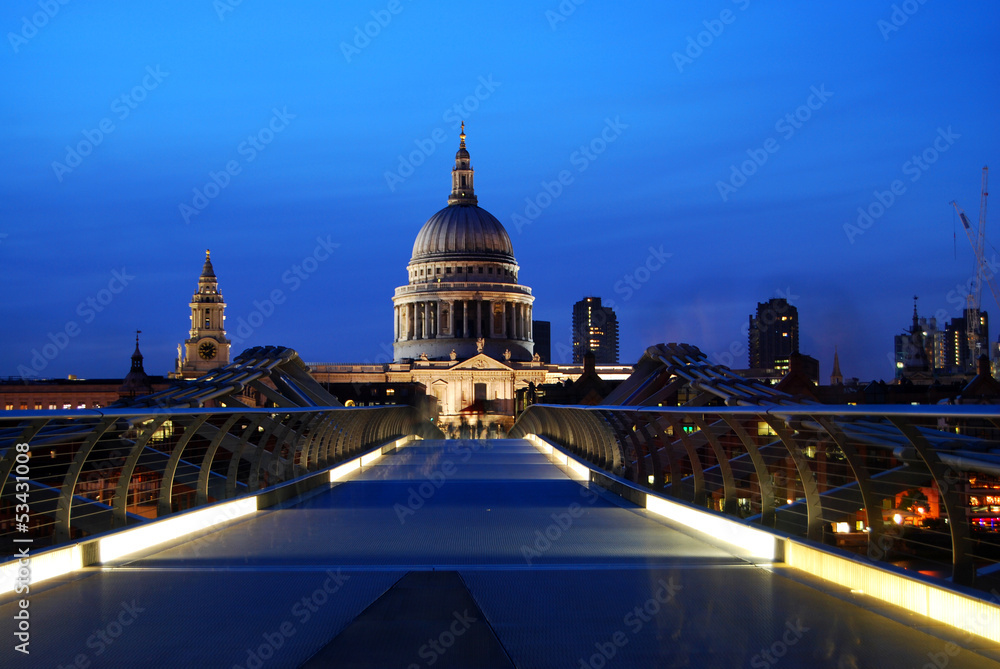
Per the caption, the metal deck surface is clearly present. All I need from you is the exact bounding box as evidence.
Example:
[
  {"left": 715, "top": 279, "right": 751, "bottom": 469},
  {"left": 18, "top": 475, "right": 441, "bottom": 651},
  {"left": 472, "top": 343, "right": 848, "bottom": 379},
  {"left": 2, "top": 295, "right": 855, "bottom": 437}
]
[{"left": 3, "top": 439, "right": 1000, "bottom": 668}]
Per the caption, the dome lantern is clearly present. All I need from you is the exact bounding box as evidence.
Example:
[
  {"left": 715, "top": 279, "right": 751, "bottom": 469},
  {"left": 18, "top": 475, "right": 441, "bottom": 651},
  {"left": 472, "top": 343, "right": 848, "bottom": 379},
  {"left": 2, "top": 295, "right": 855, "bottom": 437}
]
[{"left": 448, "top": 121, "right": 478, "bottom": 206}]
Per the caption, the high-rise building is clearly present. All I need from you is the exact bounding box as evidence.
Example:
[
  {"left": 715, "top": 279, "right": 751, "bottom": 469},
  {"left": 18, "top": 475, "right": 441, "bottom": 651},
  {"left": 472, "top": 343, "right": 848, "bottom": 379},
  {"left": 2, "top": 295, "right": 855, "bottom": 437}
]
[
  {"left": 173, "top": 250, "right": 230, "bottom": 378},
  {"left": 945, "top": 309, "right": 989, "bottom": 373},
  {"left": 532, "top": 320, "right": 551, "bottom": 363},
  {"left": 572, "top": 297, "right": 619, "bottom": 364},
  {"left": 748, "top": 298, "right": 798, "bottom": 373}
]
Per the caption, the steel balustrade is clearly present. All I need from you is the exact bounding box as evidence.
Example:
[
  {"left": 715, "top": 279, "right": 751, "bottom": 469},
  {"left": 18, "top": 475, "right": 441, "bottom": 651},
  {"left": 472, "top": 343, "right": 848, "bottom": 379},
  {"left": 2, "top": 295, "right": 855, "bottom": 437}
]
[
  {"left": 511, "top": 403, "right": 1000, "bottom": 588},
  {"left": 0, "top": 405, "right": 417, "bottom": 551}
]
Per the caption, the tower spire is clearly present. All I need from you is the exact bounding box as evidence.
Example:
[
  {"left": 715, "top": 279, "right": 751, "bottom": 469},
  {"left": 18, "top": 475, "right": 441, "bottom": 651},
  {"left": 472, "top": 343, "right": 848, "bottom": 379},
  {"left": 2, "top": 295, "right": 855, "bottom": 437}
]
[
  {"left": 830, "top": 346, "right": 843, "bottom": 385},
  {"left": 132, "top": 330, "right": 143, "bottom": 369},
  {"left": 448, "top": 124, "right": 477, "bottom": 206},
  {"left": 201, "top": 249, "right": 216, "bottom": 279}
]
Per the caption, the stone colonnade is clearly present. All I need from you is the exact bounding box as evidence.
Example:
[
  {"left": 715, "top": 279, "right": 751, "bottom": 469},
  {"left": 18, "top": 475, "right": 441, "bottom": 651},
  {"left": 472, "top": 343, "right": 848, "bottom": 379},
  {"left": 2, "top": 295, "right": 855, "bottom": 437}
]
[{"left": 394, "top": 299, "right": 533, "bottom": 342}]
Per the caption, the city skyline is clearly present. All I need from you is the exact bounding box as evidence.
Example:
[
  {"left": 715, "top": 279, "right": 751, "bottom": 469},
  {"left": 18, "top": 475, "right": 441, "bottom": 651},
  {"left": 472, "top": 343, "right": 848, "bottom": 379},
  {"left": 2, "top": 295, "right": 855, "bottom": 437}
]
[{"left": 2, "top": 1, "right": 1000, "bottom": 381}]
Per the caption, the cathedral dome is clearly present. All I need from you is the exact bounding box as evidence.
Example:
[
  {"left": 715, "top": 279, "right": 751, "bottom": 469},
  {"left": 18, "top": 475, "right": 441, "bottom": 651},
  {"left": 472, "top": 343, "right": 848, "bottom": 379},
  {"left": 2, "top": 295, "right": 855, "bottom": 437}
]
[{"left": 411, "top": 204, "right": 515, "bottom": 263}]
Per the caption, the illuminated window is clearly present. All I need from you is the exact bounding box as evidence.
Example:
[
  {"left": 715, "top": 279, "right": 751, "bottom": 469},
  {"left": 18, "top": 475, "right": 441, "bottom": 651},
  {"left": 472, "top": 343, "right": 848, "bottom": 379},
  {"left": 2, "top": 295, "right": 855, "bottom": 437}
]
[
  {"left": 3, "top": 404, "right": 11, "bottom": 411},
  {"left": 757, "top": 422, "right": 777, "bottom": 436}
]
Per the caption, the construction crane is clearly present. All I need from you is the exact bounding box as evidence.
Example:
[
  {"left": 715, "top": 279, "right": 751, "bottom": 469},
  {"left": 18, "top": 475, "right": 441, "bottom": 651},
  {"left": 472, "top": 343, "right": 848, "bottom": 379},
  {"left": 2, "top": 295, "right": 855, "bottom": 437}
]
[{"left": 950, "top": 166, "right": 994, "bottom": 371}]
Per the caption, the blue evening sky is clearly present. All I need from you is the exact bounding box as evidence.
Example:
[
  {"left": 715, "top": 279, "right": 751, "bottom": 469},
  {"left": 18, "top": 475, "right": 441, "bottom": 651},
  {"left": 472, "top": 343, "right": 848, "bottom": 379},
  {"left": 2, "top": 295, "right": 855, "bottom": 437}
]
[{"left": 1, "top": 0, "right": 998, "bottom": 381}]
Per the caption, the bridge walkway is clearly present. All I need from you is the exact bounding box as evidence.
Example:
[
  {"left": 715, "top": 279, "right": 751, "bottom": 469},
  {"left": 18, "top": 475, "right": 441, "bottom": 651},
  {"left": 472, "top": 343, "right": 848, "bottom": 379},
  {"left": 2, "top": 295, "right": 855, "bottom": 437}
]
[{"left": 3, "top": 439, "right": 999, "bottom": 667}]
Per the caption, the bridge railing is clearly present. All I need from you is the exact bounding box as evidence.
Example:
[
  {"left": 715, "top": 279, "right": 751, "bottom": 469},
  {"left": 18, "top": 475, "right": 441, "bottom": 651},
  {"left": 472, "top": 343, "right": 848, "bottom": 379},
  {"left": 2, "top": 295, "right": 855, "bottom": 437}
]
[
  {"left": 511, "top": 403, "right": 1000, "bottom": 589},
  {"left": 0, "top": 405, "right": 416, "bottom": 552}
]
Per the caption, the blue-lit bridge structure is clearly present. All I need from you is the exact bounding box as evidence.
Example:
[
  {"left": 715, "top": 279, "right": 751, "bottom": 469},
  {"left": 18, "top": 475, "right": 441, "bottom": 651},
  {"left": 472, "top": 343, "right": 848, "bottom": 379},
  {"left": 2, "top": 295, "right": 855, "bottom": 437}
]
[{"left": 4, "top": 344, "right": 1000, "bottom": 667}]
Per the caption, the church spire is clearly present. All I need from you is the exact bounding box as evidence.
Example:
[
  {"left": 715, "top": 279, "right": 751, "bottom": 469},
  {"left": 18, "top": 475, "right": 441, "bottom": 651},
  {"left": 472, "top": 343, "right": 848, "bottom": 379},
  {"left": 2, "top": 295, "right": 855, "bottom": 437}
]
[
  {"left": 131, "top": 330, "right": 144, "bottom": 370},
  {"left": 830, "top": 346, "right": 843, "bottom": 385},
  {"left": 448, "top": 122, "right": 478, "bottom": 206},
  {"left": 119, "top": 329, "right": 152, "bottom": 400}
]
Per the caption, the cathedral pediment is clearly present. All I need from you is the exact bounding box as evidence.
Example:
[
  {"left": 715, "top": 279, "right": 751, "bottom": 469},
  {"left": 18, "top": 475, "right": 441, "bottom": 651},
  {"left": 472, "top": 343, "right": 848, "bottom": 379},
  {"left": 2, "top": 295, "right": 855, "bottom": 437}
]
[{"left": 451, "top": 354, "right": 513, "bottom": 372}]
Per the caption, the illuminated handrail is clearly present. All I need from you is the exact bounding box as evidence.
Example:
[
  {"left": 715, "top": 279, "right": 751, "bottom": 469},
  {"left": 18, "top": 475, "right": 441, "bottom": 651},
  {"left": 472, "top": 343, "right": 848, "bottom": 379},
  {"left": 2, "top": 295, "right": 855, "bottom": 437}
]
[
  {"left": 0, "top": 405, "right": 417, "bottom": 551},
  {"left": 511, "top": 402, "right": 1000, "bottom": 589}
]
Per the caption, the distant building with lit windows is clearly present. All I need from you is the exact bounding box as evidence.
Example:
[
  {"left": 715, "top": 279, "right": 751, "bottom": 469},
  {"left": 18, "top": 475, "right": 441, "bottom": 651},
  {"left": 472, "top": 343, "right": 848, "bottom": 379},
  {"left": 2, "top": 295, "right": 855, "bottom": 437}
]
[
  {"left": 894, "top": 299, "right": 989, "bottom": 381},
  {"left": 945, "top": 309, "right": 989, "bottom": 374},
  {"left": 572, "top": 297, "right": 619, "bottom": 364},
  {"left": 748, "top": 298, "right": 798, "bottom": 373}
]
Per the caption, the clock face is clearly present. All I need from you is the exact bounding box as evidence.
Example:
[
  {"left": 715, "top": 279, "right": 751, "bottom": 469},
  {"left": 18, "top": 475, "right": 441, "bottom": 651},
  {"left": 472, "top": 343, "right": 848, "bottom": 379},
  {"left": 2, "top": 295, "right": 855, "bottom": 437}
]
[{"left": 198, "top": 341, "right": 217, "bottom": 360}]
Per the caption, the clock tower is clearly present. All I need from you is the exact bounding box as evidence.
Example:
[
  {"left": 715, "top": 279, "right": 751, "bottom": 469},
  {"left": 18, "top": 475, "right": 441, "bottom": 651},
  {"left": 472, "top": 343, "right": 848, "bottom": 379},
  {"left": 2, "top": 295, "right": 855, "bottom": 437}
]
[{"left": 174, "top": 250, "right": 230, "bottom": 378}]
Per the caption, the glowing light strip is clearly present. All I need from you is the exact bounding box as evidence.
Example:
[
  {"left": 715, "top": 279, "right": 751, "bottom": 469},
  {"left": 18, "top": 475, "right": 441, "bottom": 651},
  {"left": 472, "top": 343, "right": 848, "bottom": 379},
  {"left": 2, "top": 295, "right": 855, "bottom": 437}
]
[
  {"left": 329, "top": 459, "right": 360, "bottom": 482},
  {"left": 0, "top": 545, "right": 83, "bottom": 596},
  {"left": 1, "top": 436, "right": 414, "bottom": 590},
  {"left": 395, "top": 436, "right": 417, "bottom": 450},
  {"left": 99, "top": 498, "right": 257, "bottom": 563},
  {"left": 786, "top": 541, "right": 1000, "bottom": 643},
  {"left": 645, "top": 494, "right": 778, "bottom": 561},
  {"left": 526, "top": 432, "right": 775, "bottom": 559},
  {"left": 526, "top": 434, "right": 553, "bottom": 454},
  {"left": 567, "top": 459, "right": 591, "bottom": 481}
]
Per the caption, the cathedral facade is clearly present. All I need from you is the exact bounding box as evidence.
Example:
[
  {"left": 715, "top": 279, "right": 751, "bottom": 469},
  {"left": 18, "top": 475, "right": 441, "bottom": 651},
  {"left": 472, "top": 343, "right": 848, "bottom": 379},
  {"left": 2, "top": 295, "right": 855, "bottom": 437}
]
[
  {"left": 311, "top": 128, "right": 552, "bottom": 435},
  {"left": 392, "top": 124, "right": 535, "bottom": 363},
  {"left": 161, "top": 130, "right": 629, "bottom": 433}
]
